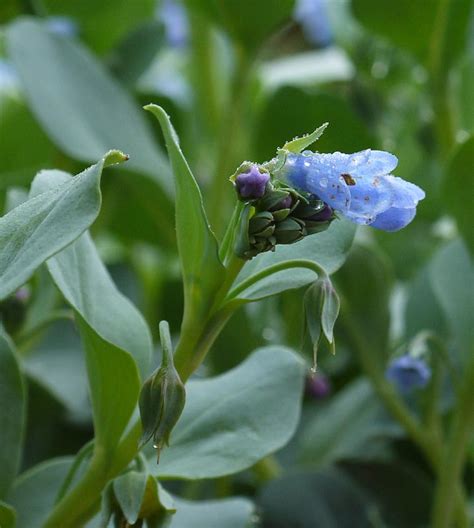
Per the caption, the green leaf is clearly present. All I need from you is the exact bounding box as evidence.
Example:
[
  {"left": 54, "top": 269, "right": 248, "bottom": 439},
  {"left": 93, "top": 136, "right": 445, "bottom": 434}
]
[
  {"left": 443, "top": 136, "right": 474, "bottom": 254},
  {"left": 0, "top": 93, "right": 56, "bottom": 190},
  {"left": 77, "top": 317, "right": 140, "bottom": 453},
  {"left": 0, "top": 332, "right": 26, "bottom": 499},
  {"left": 154, "top": 346, "right": 305, "bottom": 479},
  {"left": 145, "top": 105, "right": 224, "bottom": 315},
  {"left": 259, "top": 468, "right": 370, "bottom": 527},
  {"left": 42, "top": 0, "right": 155, "bottom": 54},
  {"left": 6, "top": 457, "right": 73, "bottom": 528},
  {"left": 282, "top": 122, "right": 329, "bottom": 153},
  {"left": 297, "top": 379, "right": 400, "bottom": 467},
  {"left": 171, "top": 497, "right": 254, "bottom": 528},
  {"left": 429, "top": 239, "right": 474, "bottom": 360},
  {"left": 113, "top": 471, "right": 148, "bottom": 525},
  {"left": 0, "top": 500, "right": 16, "bottom": 528},
  {"left": 6, "top": 19, "right": 170, "bottom": 191},
  {"left": 233, "top": 219, "right": 356, "bottom": 301},
  {"left": 23, "top": 321, "right": 90, "bottom": 423},
  {"left": 352, "top": 0, "right": 472, "bottom": 68},
  {"left": 0, "top": 152, "right": 126, "bottom": 301},
  {"left": 47, "top": 231, "right": 152, "bottom": 377},
  {"left": 335, "top": 244, "right": 393, "bottom": 362},
  {"left": 29, "top": 169, "right": 153, "bottom": 377},
  {"left": 185, "top": 0, "right": 295, "bottom": 53}
]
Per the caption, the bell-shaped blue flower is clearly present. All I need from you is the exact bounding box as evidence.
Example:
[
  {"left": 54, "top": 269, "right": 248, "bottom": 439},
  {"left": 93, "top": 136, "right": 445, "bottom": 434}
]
[
  {"left": 386, "top": 355, "right": 431, "bottom": 393},
  {"left": 278, "top": 149, "right": 425, "bottom": 231}
]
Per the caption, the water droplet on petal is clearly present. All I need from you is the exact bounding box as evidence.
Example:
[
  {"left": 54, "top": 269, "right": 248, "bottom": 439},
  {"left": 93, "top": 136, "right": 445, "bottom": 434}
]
[{"left": 319, "top": 178, "right": 328, "bottom": 188}]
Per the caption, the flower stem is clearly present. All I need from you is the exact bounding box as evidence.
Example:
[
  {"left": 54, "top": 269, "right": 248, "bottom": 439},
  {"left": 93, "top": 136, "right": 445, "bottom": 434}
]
[
  {"left": 341, "top": 309, "right": 470, "bottom": 526},
  {"left": 431, "top": 358, "right": 474, "bottom": 528}
]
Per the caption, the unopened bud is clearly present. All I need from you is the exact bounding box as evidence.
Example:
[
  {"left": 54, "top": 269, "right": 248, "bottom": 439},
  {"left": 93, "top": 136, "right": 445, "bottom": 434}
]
[
  {"left": 234, "top": 165, "right": 270, "bottom": 200},
  {"left": 139, "top": 321, "right": 186, "bottom": 462}
]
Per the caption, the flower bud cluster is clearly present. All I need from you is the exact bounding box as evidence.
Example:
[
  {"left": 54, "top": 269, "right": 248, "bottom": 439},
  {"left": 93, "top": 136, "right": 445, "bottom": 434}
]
[{"left": 235, "top": 174, "right": 334, "bottom": 260}]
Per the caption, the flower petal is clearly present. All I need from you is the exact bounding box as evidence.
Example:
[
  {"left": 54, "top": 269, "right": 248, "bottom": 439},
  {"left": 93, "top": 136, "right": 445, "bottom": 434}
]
[{"left": 369, "top": 206, "right": 417, "bottom": 231}]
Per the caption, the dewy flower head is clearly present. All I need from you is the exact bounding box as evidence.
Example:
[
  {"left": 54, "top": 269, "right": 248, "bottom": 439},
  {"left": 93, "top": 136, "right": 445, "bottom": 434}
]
[
  {"left": 386, "top": 355, "right": 431, "bottom": 393},
  {"left": 277, "top": 149, "right": 425, "bottom": 231},
  {"left": 235, "top": 165, "right": 270, "bottom": 200}
]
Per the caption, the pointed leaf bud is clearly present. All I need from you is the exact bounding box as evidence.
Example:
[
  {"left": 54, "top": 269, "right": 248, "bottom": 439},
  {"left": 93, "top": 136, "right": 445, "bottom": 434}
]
[
  {"left": 139, "top": 321, "right": 186, "bottom": 462},
  {"left": 304, "top": 276, "right": 340, "bottom": 370}
]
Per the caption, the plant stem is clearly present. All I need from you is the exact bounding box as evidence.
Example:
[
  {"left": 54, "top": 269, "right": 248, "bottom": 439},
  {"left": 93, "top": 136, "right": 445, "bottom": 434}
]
[
  {"left": 429, "top": 0, "right": 456, "bottom": 157},
  {"left": 43, "top": 449, "right": 110, "bottom": 527},
  {"left": 342, "top": 309, "right": 470, "bottom": 526},
  {"left": 432, "top": 358, "right": 474, "bottom": 528}
]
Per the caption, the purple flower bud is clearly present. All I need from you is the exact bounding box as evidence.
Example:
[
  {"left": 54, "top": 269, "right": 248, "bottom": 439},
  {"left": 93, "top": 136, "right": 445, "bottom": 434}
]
[
  {"left": 306, "top": 373, "right": 331, "bottom": 399},
  {"left": 386, "top": 355, "right": 431, "bottom": 394},
  {"left": 235, "top": 165, "right": 270, "bottom": 200},
  {"left": 307, "top": 204, "right": 333, "bottom": 222}
]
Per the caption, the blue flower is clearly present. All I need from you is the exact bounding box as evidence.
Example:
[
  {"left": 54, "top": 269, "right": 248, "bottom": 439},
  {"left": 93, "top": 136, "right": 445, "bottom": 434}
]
[
  {"left": 278, "top": 149, "right": 425, "bottom": 231},
  {"left": 45, "top": 16, "right": 79, "bottom": 38},
  {"left": 235, "top": 165, "right": 270, "bottom": 200},
  {"left": 158, "top": 0, "right": 189, "bottom": 48},
  {"left": 294, "top": 0, "right": 333, "bottom": 48},
  {"left": 386, "top": 355, "right": 431, "bottom": 393}
]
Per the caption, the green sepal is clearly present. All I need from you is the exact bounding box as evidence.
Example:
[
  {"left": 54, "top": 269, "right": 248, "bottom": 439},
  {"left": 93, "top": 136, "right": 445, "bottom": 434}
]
[
  {"left": 304, "top": 276, "right": 340, "bottom": 370},
  {"left": 281, "top": 122, "right": 329, "bottom": 153},
  {"left": 234, "top": 203, "right": 254, "bottom": 260}
]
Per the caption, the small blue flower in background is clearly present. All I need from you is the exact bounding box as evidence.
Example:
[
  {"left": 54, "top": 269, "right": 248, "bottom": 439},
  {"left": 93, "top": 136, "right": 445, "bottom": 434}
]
[
  {"left": 386, "top": 355, "right": 431, "bottom": 393},
  {"left": 278, "top": 149, "right": 425, "bottom": 231},
  {"left": 45, "top": 16, "right": 79, "bottom": 38},
  {"left": 235, "top": 165, "right": 270, "bottom": 200},
  {"left": 294, "top": 0, "right": 333, "bottom": 48},
  {"left": 158, "top": 0, "right": 189, "bottom": 48}
]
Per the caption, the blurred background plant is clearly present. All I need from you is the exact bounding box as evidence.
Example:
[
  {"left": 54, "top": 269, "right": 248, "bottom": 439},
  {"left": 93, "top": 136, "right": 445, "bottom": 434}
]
[{"left": 0, "top": 0, "right": 473, "bottom": 527}]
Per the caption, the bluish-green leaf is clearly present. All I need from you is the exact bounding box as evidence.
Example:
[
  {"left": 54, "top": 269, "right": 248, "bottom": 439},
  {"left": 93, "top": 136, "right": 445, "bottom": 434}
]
[
  {"left": 335, "top": 244, "right": 393, "bottom": 362},
  {"left": 0, "top": 151, "right": 126, "bottom": 300},
  {"left": 429, "top": 239, "right": 474, "bottom": 360},
  {"left": 145, "top": 105, "right": 224, "bottom": 315},
  {"left": 6, "top": 19, "right": 170, "bottom": 191},
  {"left": 297, "top": 379, "right": 400, "bottom": 467},
  {"left": 113, "top": 471, "right": 148, "bottom": 525},
  {"left": 153, "top": 346, "right": 305, "bottom": 479},
  {"left": 31, "top": 168, "right": 153, "bottom": 377},
  {"left": 7, "top": 457, "right": 73, "bottom": 528},
  {"left": 259, "top": 468, "right": 370, "bottom": 528},
  {"left": 0, "top": 332, "right": 25, "bottom": 498},
  {"left": 171, "top": 496, "right": 254, "bottom": 528},
  {"left": 232, "top": 219, "right": 356, "bottom": 301},
  {"left": 77, "top": 317, "right": 140, "bottom": 453}
]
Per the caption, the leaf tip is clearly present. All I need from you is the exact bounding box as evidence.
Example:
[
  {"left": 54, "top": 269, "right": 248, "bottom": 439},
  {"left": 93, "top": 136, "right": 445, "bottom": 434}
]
[{"left": 103, "top": 150, "right": 129, "bottom": 167}]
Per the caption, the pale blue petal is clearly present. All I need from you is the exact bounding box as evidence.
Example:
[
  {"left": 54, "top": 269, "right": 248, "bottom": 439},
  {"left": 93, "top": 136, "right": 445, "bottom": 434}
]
[
  {"left": 369, "top": 206, "right": 417, "bottom": 231},
  {"left": 348, "top": 150, "right": 398, "bottom": 177},
  {"left": 385, "top": 175, "right": 425, "bottom": 208}
]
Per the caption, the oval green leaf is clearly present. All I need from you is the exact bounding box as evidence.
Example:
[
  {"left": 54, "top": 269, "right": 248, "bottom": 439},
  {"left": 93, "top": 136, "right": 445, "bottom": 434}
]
[{"left": 154, "top": 346, "right": 305, "bottom": 479}]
